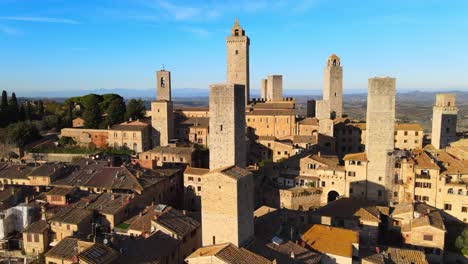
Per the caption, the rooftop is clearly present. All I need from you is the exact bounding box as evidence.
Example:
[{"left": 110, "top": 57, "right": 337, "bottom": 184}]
[
  {"left": 343, "top": 152, "right": 368, "bottom": 162},
  {"left": 50, "top": 206, "right": 92, "bottom": 225},
  {"left": 187, "top": 243, "right": 272, "bottom": 264},
  {"left": 23, "top": 220, "right": 48, "bottom": 234},
  {"left": 184, "top": 167, "right": 210, "bottom": 176},
  {"left": 301, "top": 224, "right": 358, "bottom": 258},
  {"left": 78, "top": 242, "right": 120, "bottom": 264}
]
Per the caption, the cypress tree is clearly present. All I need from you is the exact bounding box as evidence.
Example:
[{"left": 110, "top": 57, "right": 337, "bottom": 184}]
[
  {"left": 0, "top": 90, "right": 8, "bottom": 126},
  {"left": 18, "top": 104, "right": 26, "bottom": 121},
  {"left": 8, "top": 92, "right": 19, "bottom": 123}
]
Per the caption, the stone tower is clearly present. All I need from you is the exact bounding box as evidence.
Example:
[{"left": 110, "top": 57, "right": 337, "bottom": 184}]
[
  {"left": 266, "top": 75, "right": 283, "bottom": 101},
  {"left": 208, "top": 84, "right": 246, "bottom": 169},
  {"left": 260, "top": 79, "right": 267, "bottom": 100},
  {"left": 226, "top": 19, "right": 250, "bottom": 105},
  {"left": 323, "top": 54, "right": 343, "bottom": 119},
  {"left": 431, "top": 93, "right": 458, "bottom": 149},
  {"left": 156, "top": 70, "right": 171, "bottom": 101},
  {"left": 365, "top": 77, "right": 396, "bottom": 203},
  {"left": 202, "top": 83, "right": 254, "bottom": 247},
  {"left": 150, "top": 69, "right": 174, "bottom": 146}
]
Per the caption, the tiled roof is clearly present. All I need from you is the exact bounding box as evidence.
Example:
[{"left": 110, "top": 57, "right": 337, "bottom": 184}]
[
  {"left": 144, "top": 146, "right": 195, "bottom": 155},
  {"left": 45, "top": 237, "right": 81, "bottom": 261},
  {"left": 411, "top": 149, "right": 440, "bottom": 170},
  {"left": 386, "top": 247, "right": 428, "bottom": 264},
  {"left": 307, "top": 154, "right": 345, "bottom": 171},
  {"left": 312, "top": 198, "right": 380, "bottom": 222},
  {"left": 110, "top": 120, "right": 149, "bottom": 131},
  {"left": 0, "top": 163, "right": 33, "bottom": 179},
  {"left": 301, "top": 224, "right": 358, "bottom": 258},
  {"left": 265, "top": 241, "right": 321, "bottom": 264},
  {"left": 187, "top": 243, "right": 272, "bottom": 264},
  {"left": 391, "top": 203, "right": 414, "bottom": 216},
  {"left": 178, "top": 117, "right": 209, "bottom": 127},
  {"left": 46, "top": 187, "right": 75, "bottom": 196},
  {"left": 154, "top": 206, "right": 200, "bottom": 237},
  {"left": 23, "top": 220, "right": 48, "bottom": 234},
  {"left": 298, "top": 117, "right": 319, "bottom": 126},
  {"left": 80, "top": 193, "right": 132, "bottom": 215},
  {"left": 50, "top": 206, "right": 92, "bottom": 225},
  {"left": 343, "top": 152, "right": 368, "bottom": 162},
  {"left": 184, "top": 167, "right": 209, "bottom": 176},
  {"left": 218, "top": 165, "right": 252, "bottom": 180},
  {"left": 29, "top": 163, "right": 66, "bottom": 177},
  {"left": 78, "top": 243, "right": 120, "bottom": 264}
]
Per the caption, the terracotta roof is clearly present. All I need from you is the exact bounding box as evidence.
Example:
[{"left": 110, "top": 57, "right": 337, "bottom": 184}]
[
  {"left": 46, "top": 187, "right": 75, "bottom": 196},
  {"left": 110, "top": 120, "right": 149, "bottom": 131},
  {"left": 80, "top": 193, "right": 132, "bottom": 215},
  {"left": 29, "top": 163, "right": 65, "bottom": 177},
  {"left": 0, "top": 163, "right": 33, "bottom": 179},
  {"left": 312, "top": 198, "right": 380, "bottom": 223},
  {"left": 187, "top": 243, "right": 272, "bottom": 264},
  {"left": 265, "top": 241, "right": 321, "bottom": 264},
  {"left": 184, "top": 167, "right": 209, "bottom": 176},
  {"left": 50, "top": 206, "right": 92, "bottom": 225},
  {"left": 258, "top": 135, "right": 276, "bottom": 141},
  {"left": 386, "top": 247, "right": 428, "bottom": 264},
  {"left": 144, "top": 146, "right": 194, "bottom": 155},
  {"left": 154, "top": 206, "right": 200, "bottom": 237},
  {"left": 391, "top": 203, "right": 414, "bottom": 216},
  {"left": 45, "top": 237, "right": 84, "bottom": 261},
  {"left": 178, "top": 117, "right": 209, "bottom": 127},
  {"left": 301, "top": 224, "right": 358, "bottom": 258},
  {"left": 298, "top": 117, "right": 319, "bottom": 126},
  {"left": 23, "top": 220, "right": 48, "bottom": 234},
  {"left": 176, "top": 107, "right": 209, "bottom": 112},
  {"left": 78, "top": 243, "right": 120, "bottom": 264},
  {"left": 218, "top": 165, "right": 252, "bottom": 180},
  {"left": 306, "top": 154, "right": 344, "bottom": 171},
  {"left": 343, "top": 152, "right": 368, "bottom": 162},
  {"left": 411, "top": 149, "right": 440, "bottom": 170},
  {"left": 435, "top": 152, "right": 468, "bottom": 175},
  {"left": 395, "top": 123, "right": 424, "bottom": 131}
]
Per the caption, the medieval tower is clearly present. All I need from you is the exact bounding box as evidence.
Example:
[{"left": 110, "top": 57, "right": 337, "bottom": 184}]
[
  {"left": 431, "top": 93, "right": 458, "bottom": 149},
  {"left": 226, "top": 19, "right": 250, "bottom": 105},
  {"left": 323, "top": 54, "right": 343, "bottom": 119},
  {"left": 202, "top": 83, "right": 254, "bottom": 247},
  {"left": 365, "top": 77, "right": 396, "bottom": 203},
  {"left": 150, "top": 69, "right": 174, "bottom": 146}
]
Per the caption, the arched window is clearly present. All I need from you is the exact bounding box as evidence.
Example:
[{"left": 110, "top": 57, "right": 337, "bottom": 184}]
[
  {"left": 234, "top": 29, "right": 239, "bottom": 36},
  {"left": 333, "top": 59, "right": 337, "bottom": 66},
  {"left": 160, "top": 77, "right": 166, "bottom": 88},
  {"left": 458, "top": 189, "right": 463, "bottom": 195},
  {"left": 448, "top": 188, "right": 453, "bottom": 194}
]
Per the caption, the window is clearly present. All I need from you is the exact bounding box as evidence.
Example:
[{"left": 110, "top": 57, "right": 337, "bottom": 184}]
[
  {"left": 462, "top": 206, "right": 467, "bottom": 213},
  {"left": 348, "top": 171, "right": 356, "bottom": 177},
  {"left": 321, "top": 182, "right": 325, "bottom": 187},
  {"left": 444, "top": 204, "right": 452, "bottom": 211},
  {"left": 307, "top": 164, "right": 317, "bottom": 169},
  {"left": 188, "top": 177, "right": 194, "bottom": 181},
  {"left": 235, "top": 50, "right": 238, "bottom": 55},
  {"left": 423, "top": 235, "right": 433, "bottom": 241},
  {"left": 212, "top": 236, "right": 216, "bottom": 245},
  {"left": 34, "top": 234, "right": 39, "bottom": 242},
  {"left": 180, "top": 157, "right": 184, "bottom": 162},
  {"left": 27, "top": 233, "right": 32, "bottom": 242},
  {"left": 197, "top": 186, "right": 201, "bottom": 191},
  {"left": 160, "top": 76, "right": 166, "bottom": 88},
  {"left": 220, "top": 125, "right": 223, "bottom": 131},
  {"left": 404, "top": 131, "right": 408, "bottom": 136},
  {"left": 378, "top": 190, "right": 382, "bottom": 197},
  {"left": 415, "top": 131, "right": 419, "bottom": 136}
]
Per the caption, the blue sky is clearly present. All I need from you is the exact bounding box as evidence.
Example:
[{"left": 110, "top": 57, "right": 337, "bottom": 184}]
[{"left": 0, "top": 0, "right": 467, "bottom": 96}]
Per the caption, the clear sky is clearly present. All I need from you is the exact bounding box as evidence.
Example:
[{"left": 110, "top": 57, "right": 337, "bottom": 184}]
[{"left": 0, "top": 0, "right": 467, "bottom": 96}]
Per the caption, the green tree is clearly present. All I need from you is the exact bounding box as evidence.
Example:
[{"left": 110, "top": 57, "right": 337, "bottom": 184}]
[
  {"left": 0, "top": 90, "right": 8, "bottom": 126},
  {"left": 8, "top": 92, "right": 19, "bottom": 123},
  {"left": 125, "top": 99, "right": 146, "bottom": 121},
  {"left": 58, "top": 136, "right": 76, "bottom": 146},
  {"left": 18, "top": 104, "right": 26, "bottom": 121},
  {"left": 82, "top": 95, "right": 102, "bottom": 128},
  {"left": 455, "top": 228, "right": 468, "bottom": 256},
  {"left": 106, "top": 98, "right": 126, "bottom": 126},
  {"left": 37, "top": 100, "right": 45, "bottom": 117},
  {"left": 25, "top": 101, "right": 33, "bottom": 121},
  {"left": 7, "top": 121, "right": 41, "bottom": 148}
]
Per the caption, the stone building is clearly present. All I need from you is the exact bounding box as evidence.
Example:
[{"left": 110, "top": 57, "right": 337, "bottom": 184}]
[
  {"left": 22, "top": 219, "right": 49, "bottom": 256},
  {"left": 208, "top": 84, "right": 246, "bottom": 169},
  {"left": 108, "top": 120, "right": 152, "bottom": 152},
  {"left": 365, "top": 77, "right": 396, "bottom": 202},
  {"left": 431, "top": 93, "right": 458, "bottom": 149},
  {"left": 263, "top": 75, "right": 283, "bottom": 101},
  {"left": 138, "top": 146, "right": 195, "bottom": 169},
  {"left": 150, "top": 69, "right": 174, "bottom": 146},
  {"left": 60, "top": 128, "right": 109, "bottom": 148},
  {"left": 227, "top": 19, "right": 250, "bottom": 105},
  {"left": 202, "top": 83, "right": 254, "bottom": 247},
  {"left": 184, "top": 167, "right": 209, "bottom": 211},
  {"left": 322, "top": 54, "right": 343, "bottom": 119}
]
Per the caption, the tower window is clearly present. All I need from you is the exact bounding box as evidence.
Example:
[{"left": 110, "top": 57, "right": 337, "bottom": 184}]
[
  {"left": 160, "top": 76, "right": 166, "bottom": 88},
  {"left": 234, "top": 29, "right": 239, "bottom": 36},
  {"left": 213, "top": 236, "right": 216, "bottom": 245},
  {"left": 235, "top": 50, "right": 238, "bottom": 55},
  {"left": 220, "top": 125, "right": 223, "bottom": 131}
]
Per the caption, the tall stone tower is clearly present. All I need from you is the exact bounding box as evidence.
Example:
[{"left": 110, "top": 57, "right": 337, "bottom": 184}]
[
  {"left": 202, "top": 83, "right": 254, "bottom": 247},
  {"left": 208, "top": 84, "right": 246, "bottom": 169},
  {"left": 150, "top": 69, "right": 173, "bottom": 146},
  {"left": 266, "top": 75, "right": 283, "bottom": 101},
  {"left": 260, "top": 79, "right": 268, "bottom": 100},
  {"left": 322, "top": 54, "right": 343, "bottom": 119},
  {"left": 365, "top": 77, "right": 396, "bottom": 203},
  {"left": 431, "top": 93, "right": 458, "bottom": 149},
  {"left": 226, "top": 19, "right": 250, "bottom": 105}
]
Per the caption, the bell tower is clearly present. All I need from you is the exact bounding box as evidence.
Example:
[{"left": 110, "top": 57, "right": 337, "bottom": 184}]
[
  {"left": 226, "top": 19, "right": 250, "bottom": 105},
  {"left": 150, "top": 69, "right": 173, "bottom": 146}
]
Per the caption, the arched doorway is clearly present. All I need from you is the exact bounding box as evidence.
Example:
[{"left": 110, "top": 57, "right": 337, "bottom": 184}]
[{"left": 327, "top": 190, "right": 339, "bottom": 202}]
